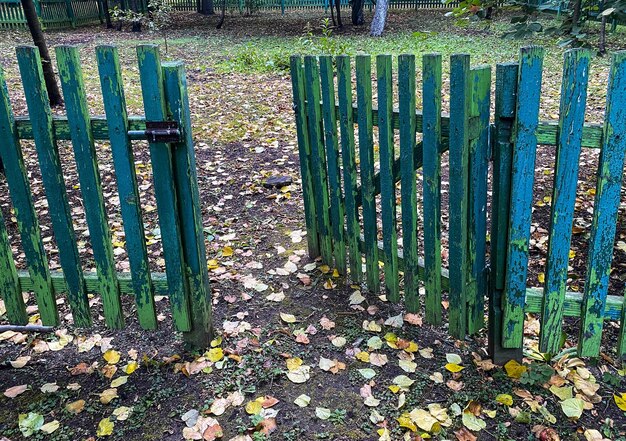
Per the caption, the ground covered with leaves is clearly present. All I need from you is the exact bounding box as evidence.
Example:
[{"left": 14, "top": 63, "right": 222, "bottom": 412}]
[{"left": 0, "top": 8, "right": 626, "bottom": 441}]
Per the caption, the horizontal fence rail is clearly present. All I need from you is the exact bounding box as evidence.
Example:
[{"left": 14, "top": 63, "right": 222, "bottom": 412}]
[
  {"left": 0, "top": 44, "right": 212, "bottom": 349},
  {"left": 291, "top": 48, "right": 626, "bottom": 360}
]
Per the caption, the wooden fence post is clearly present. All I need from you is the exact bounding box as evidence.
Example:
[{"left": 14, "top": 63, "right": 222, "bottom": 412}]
[{"left": 489, "top": 62, "right": 523, "bottom": 364}]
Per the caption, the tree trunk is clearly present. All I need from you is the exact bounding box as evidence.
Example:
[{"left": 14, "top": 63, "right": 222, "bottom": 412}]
[
  {"left": 351, "top": 0, "right": 364, "bottom": 25},
  {"left": 335, "top": 0, "right": 342, "bottom": 27},
  {"left": 101, "top": 0, "right": 113, "bottom": 27},
  {"left": 330, "top": 0, "right": 336, "bottom": 26},
  {"left": 599, "top": 14, "right": 607, "bottom": 55},
  {"left": 216, "top": 0, "right": 226, "bottom": 28},
  {"left": 200, "top": 0, "right": 214, "bottom": 14},
  {"left": 570, "top": 0, "right": 582, "bottom": 30},
  {"left": 20, "top": 0, "right": 63, "bottom": 107},
  {"left": 370, "top": 0, "right": 388, "bottom": 36}
]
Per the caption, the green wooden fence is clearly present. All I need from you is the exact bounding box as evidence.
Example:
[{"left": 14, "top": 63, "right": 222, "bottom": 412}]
[
  {"left": 0, "top": 0, "right": 103, "bottom": 30},
  {"left": 291, "top": 48, "right": 626, "bottom": 361},
  {"left": 0, "top": 44, "right": 212, "bottom": 348}
]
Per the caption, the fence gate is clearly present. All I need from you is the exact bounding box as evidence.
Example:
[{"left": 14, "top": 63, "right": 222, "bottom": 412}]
[
  {"left": 291, "top": 48, "right": 626, "bottom": 362},
  {"left": 0, "top": 44, "right": 212, "bottom": 348}
]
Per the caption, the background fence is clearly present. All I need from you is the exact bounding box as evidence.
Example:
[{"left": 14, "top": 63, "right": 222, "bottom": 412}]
[{"left": 0, "top": 0, "right": 103, "bottom": 30}]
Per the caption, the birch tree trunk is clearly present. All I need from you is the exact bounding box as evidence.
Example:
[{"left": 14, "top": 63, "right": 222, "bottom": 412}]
[{"left": 370, "top": 0, "right": 388, "bottom": 36}]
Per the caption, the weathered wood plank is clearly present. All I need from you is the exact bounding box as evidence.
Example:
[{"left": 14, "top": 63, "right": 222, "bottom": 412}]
[
  {"left": 319, "top": 55, "right": 346, "bottom": 275},
  {"left": 539, "top": 49, "right": 589, "bottom": 354},
  {"left": 377, "top": 54, "right": 399, "bottom": 302},
  {"left": 303, "top": 56, "right": 333, "bottom": 266},
  {"left": 356, "top": 55, "right": 380, "bottom": 293},
  {"left": 290, "top": 56, "right": 320, "bottom": 259},
  {"left": 16, "top": 116, "right": 147, "bottom": 140},
  {"left": 56, "top": 45, "right": 123, "bottom": 329},
  {"left": 399, "top": 54, "right": 419, "bottom": 312},
  {"left": 336, "top": 55, "right": 361, "bottom": 283},
  {"left": 163, "top": 61, "right": 213, "bottom": 348},
  {"left": 0, "top": 210, "right": 27, "bottom": 324},
  {"left": 448, "top": 54, "right": 471, "bottom": 339},
  {"left": 96, "top": 45, "right": 157, "bottom": 330},
  {"left": 502, "top": 46, "right": 544, "bottom": 349},
  {"left": 16, "top": 45, "right": 90, "bottom": 327},
  {"left": 467, "top": 65, "right": 491, "bottom": 335},
  {"left": 578, "top": 51, "right": 626, "bottom": 357},
  {"left": 137, "top": 44, "right": 191, "bottom": 332},
  {"left": 422, "top": 53, "right": 443, "bottom": 325},
  {"left": 0, "top": 63, "right": 56, "bottom": 326}
]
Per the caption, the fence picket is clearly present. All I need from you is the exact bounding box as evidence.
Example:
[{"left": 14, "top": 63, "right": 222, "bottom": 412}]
[
  {"left": 398, "top": 54, "right": 418, "bottom": 312},
  {"left": 356, "top": 55, "right": 380, "bottom": 293},
  {"left": 540, "top": 49, "right": 590, "bottom": 354},
  {"left": 289, "top": 56, "right": 319, "bottom": 259},
  {"left": 0, "top": 211, "right": 27, "bottom": 324},
  {"left": 96, "top": 45, "right": 157, "bottom": 330},
  {"left": 0, "top": 65, "right": 57, "bottom": 326},
  {"left": 579, "top": 51, "right": 626, "bottom": 357},
  {"left": 319, "top": 55, "right": 346, "bottom": 275},
  {"left": 502, "top": 46, "right": 544, "bottom": 348},
  {"left": 467, "top": 65, "right": 491, "bottom": 335},
  {"left": 336, "top": 55, "right": 362, "bottom": 283},
  {"left": 303, "top": 56, "right": 333, "bottom": 266},
  {"left": 422, "top": 53, "right": 442, "bottom": 324},
  {"left": 377, "top": 54, "right": 399, "bottom": 302},
  {"left": 56, "top": 45, "right": 123, "bottom": 329},
  {"left": 448, "top": 54, "right": 471, "bottom": 339},
  {"left": 137, "top": 45, "right": 191, "bottom": 332},
  {"left": 16, "top": 46, "right": 91, "bottom": 327}
]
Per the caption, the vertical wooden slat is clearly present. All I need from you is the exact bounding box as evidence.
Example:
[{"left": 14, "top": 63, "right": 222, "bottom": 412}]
[
  {"left": 467, "top": 65, "right": 491, "bottom": 335},
  {"left": 502, "top": 46, "right": 544, "bottom": 348},
  {"left": 16, "top": 45, "right": 91, "bottom": 327},
  {"left": 303, "top": 56, "right": 333, "bottom": 266},
  {"left": 336, "top": 55, "right": 362, "bottom": 283},
  {"left": 488, "top": 62, "right": 522, "bottom": 363},
  {"left": 56, "top": 45, "right": 123, "bottom": 329},
  {"left": 0, "top": 64, "right": 56, "bottom": 326},
  {"left": 539, "top": 49, "right": 590, "bottom": 354},
  {"left": 96, "top": 45, "right": 157, "bottom": 330},
  {"left": 422, "top": 53, "right": 442, "bottom": 325},
  {"left": 163, "top": 61, "right": 213, "bottom": 348},
  {"left": 578, "top": 51, "right": 626, "bottom": 357},
  {"left": 137, "top": 44, "right": 191, "bottom": 332},
  {"left": 356, "top": 54, "right": 380, "bottom": 293},
  {"left": 290, "top": 56, "right": 319, "bottom": 259},
  {"left": 448, "top": 53, "right": 471, "bottom": 339},
  {"left": 319, "top": 55, "right": 346, "bottom": 275},
  {"left": 398, "top": 53, "right": 418, "bottom": 312},
  {"left": 0, "top": 210, "right": 27, "bottom": 324},
  {"left": 377, "top": 54, "right": 399, "bottom": 302}
]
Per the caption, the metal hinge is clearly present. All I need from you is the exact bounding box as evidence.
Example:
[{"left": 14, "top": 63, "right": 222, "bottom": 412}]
[{"left": 128, "top": 121, "right": 181, "bottom": 143}]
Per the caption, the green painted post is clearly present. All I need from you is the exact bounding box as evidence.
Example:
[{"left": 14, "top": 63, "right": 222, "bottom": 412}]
[
  {"left": 16, "top": 46, "right": 91, "bottom": 328},
  {"left": 163, "top": 61, "right": 213, "bottom": 349},
  {"left": 467, "top": 66, "right": 491, "bottom": 335},
  {"left": 336, "top": 55, "right": 362, "bottom": 283},
  {"left": 0, "top": 211, "right": 27, "bottom": 324},
  {"left": 319, "top": 55, "right": 346, "bottom": 275},
  {"left": 448, "top": 54, "right": 471, "bottom": 339},
  {"left": 502, "top": 46, "right": 544, "bottom": 349},
  {"left": 0, "top": 64, "right": 57, "bottom": 326},
  {"left": 289, "top": 56, "right": 319, "bottom": 259},
  {"left": 56, "top": 45, "right": 123, "bottom": 329},
  {"left": 422, "top": 53, "right": 442, "bottom": 324},
  {"left": 399, "top": 54, "right": 418, "bottom": 312},
  {"left": 540, "top": 49, "right": 590, "bottom": 354},
  {"left": 377, "top": 54, "right": 399, "bottom": 302},
  {"left": 96, "top": 45, "right": 157, "bottom": 330},
  {"left": 489, "top": 62, "right": 523, "bottom": 364},
  {"left": 137, "top": 45, "right": 191, "bottom": 332},
  {"left": 356, "top": 55, "right": 380, "bottom": 293}
]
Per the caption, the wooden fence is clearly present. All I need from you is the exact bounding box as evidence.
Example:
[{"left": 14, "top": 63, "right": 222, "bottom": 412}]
[
  {"left": 0, "top": 0, "right": 103, "bottom": 30},
  {"left": 0, "top": 45, "right": 212, "bottom": 348},
  {"left": 291, "top": 48, "right": 626, "bottom": 361}
]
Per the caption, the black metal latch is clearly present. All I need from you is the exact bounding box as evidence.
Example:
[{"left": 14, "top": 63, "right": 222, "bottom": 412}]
[{"left": 129, "top": 121, "right": 181, "bottom": 143}]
